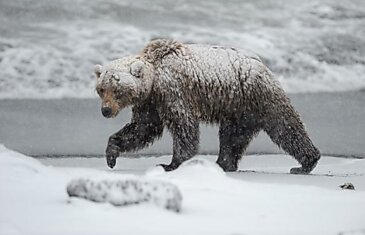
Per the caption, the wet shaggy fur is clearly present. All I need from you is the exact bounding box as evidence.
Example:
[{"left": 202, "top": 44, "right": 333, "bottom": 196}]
[{"left": 94, "top": 39, "right": 321, "bottom": 174}]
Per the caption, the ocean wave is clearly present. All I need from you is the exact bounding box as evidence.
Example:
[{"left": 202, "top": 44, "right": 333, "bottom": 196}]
[{"left": 0, "top": 0, "right": 364, "bottom": 99}]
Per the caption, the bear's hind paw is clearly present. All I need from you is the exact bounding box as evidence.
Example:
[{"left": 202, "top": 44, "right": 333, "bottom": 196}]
[
  {"left": 158, "top": 163, "right": 179, "bottom": 171},
  {"left": 290, "top": 166, "right": 312, "bottom": 175}
]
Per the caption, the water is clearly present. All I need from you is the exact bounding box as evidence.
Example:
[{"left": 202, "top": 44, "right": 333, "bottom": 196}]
[
  {"left": 1, "top": 92, "right": 364, "bottom": 156},
  {"left": 0, "top": 0, "right": 364, "bottom": 98}
]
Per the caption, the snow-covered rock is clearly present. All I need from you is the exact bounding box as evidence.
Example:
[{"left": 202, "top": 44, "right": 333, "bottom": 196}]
[{"left": 67, "top": 178, "right": 182, "bottom": 212}]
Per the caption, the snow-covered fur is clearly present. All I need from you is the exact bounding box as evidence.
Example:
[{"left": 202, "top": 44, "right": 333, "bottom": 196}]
[
  {"left": 67, "top": 178, "right": 182, "bottom": 212},
  {"left": 94, "top": 39, "right": 321, "bottom": 174}
]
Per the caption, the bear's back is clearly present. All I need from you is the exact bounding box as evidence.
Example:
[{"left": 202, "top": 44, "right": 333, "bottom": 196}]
[
  {"left": 182, "top": 44, "right": 266, "bottom": 85},
  {"left": 151, "top": 42, "right": 277, "bottom": 122},
  {"left": 187, "top": 44, "right": 262, "bottom": 65}
]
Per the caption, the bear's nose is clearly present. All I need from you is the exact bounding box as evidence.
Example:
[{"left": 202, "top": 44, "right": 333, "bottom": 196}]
[{"left": 101, "top": 107, "right": 112, "bottom": 118}]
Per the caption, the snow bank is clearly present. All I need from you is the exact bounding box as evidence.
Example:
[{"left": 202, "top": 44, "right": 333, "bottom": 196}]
[
  {"left": 0, "top": 144, "right": 44, "bottom": 174},
  {"left": 1, "top": 145, "right": 365, "bottom": 235}
]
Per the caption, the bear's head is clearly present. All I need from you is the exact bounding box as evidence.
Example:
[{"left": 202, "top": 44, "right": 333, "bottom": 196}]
[{"left": 94, "top": 56, "right": 154, "bottom": 118}]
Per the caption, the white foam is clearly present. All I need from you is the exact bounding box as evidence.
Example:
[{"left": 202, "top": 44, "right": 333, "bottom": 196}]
[{"left": 0, "top": 0, "right": 364, "bottom": 99}]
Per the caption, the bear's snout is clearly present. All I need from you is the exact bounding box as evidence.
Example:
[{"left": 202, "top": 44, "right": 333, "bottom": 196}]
[{"left": 101, "top": 107, "right": 113, "bottom": 118}]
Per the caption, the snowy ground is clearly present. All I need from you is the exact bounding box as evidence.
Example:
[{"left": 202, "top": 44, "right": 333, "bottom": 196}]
[{"left": 1, "top": 144, "right": 365, "bottom": 235}]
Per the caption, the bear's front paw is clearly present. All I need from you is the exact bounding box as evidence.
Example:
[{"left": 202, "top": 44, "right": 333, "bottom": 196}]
[
  {"left": 106, "top": 145, "right": 120, "bottom": 169},
  {"left": 158, "top": 163, "right": 179, "bottom": 171}
]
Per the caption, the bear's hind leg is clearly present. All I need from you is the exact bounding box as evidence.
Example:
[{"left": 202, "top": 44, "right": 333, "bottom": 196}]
[
  {"left": 217, "top": 119, "right": 261, "bottom": 172},
  {"left": 264, "top": 104, "right": 321, "bottom": 174}
]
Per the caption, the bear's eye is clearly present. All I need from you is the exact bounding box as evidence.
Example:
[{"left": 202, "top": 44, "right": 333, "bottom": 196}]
[{"left": 97, "top": 88, "right": 105, "bottom": 95}]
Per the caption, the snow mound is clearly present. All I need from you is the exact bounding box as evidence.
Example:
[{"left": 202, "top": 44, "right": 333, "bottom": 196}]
[
  {"left": 146, "top": 158, "right": 225, "bottom": 182},
  {"left": 0, "top": 144, "right": 45, "bottom": 174},
  {"left": 175, "top": 158, "right": 225, "bottom": 176},
  {"left": 66, "top": 177, "right": 183, "bottom": 212}
]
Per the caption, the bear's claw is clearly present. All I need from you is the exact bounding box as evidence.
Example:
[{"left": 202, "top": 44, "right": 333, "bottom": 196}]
[
  {"left": 107, "top": 156, "right": 116, "bottom": 168},
  {"left": 106, "top": 144, "right": 120, "bottom": 169}
]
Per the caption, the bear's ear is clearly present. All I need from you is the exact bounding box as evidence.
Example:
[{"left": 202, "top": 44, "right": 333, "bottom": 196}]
[
  {"left": 130, "top": 60, "right": 144, "bottom": 78},
  {"left": 94, "top": 64, "right": 103, "bottom": 79}
]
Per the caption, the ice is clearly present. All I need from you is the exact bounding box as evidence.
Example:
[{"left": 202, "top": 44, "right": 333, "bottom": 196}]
[
  {"left": 1, "top": 145, "right": 365, "bottom": 235},
  {"left": 0, "top": 0, "right": 364, "bottom": 99}
]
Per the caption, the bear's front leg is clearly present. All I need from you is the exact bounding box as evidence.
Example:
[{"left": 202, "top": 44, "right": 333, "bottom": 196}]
[
  {"left": 105, "top": 103, "right": 164, "bottom": 168},
  {"left": 106, "top": 122, "right": 139, "bottom": 168},
  {"left": 106, "top": 121, "right": 164, "bottom": 168},
  {"left": 160, "top": 119, "right": 199, "bottom": 171}
]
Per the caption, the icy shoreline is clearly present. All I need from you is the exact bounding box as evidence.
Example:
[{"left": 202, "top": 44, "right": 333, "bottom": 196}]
[
  {"left": 1, "top": 145, "right": 365, "bottom": 235},
  {"left": 1, "top": 91, "right": 364, "bottom": 157}
]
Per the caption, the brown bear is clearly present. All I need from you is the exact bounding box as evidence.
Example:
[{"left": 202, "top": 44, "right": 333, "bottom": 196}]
[{"left": 94, "top": 39, "right": 321, "bottom": 174}]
